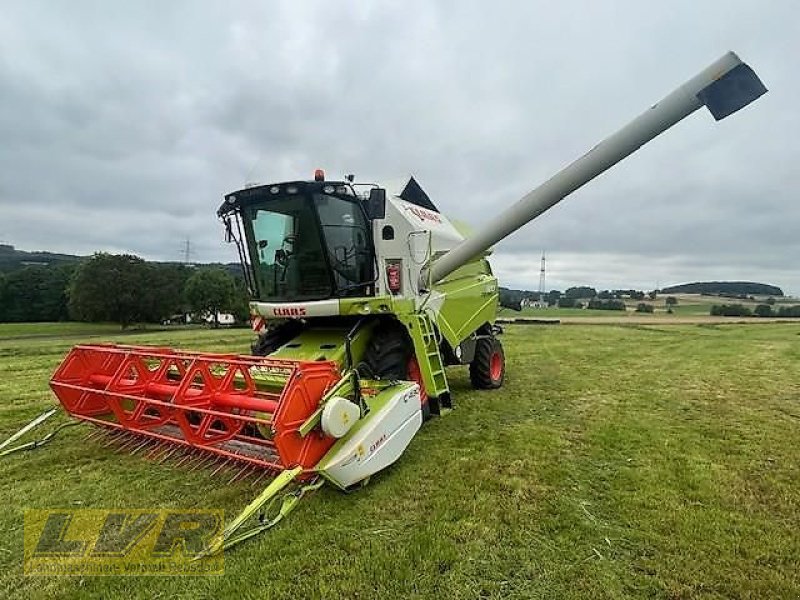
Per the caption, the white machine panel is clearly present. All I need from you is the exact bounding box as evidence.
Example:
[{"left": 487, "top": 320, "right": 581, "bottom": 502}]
[{"left": 318, "top": 383, "right": 422, "bottom": 489}]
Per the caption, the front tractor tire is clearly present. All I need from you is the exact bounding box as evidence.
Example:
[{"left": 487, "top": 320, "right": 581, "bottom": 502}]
[
  {"left": 470, "top": 336, "right": 505, "bottom": 389},
  {"left": 251, "top": 320, "right": 304, "bottom": 356},
  {"left": 359, "top": 324, "right": 430, "bottom": 419}
]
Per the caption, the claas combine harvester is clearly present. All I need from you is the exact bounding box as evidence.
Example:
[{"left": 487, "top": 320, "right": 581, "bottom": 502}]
[{"left": 4, "top": 52, "right": 767, "bottom": 552}]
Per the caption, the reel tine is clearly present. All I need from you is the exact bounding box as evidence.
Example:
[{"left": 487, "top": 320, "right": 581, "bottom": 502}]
[
  {"left": 118, "top": 435, "right": 141, "bottom": 453},
  {"left": 242, "top": 468, "right": 259, "bottom": 485},
  {"left": 131, "top": 439, "right": 155, "bottom": 455},
  {"left": 205, "top": 456, "right": 224, "bottom": 470},
  {"left": 228, "top": 465, "right": 253, "bottom": 485},
  {"left": 225, "top": 469, "right": 237, "bottom": 485},
  {"left": 83, "top": 429, "right": 104, "bottom": 443},
  {"left": 116, "top": 432, "right": 136, "bottom": 447},
  {"left": 131, "top": 438, "right": 154, "bottom": 456},
  {"left": 157, "top": 447, "right": 180, "bottom": 464},
  {"left": 146, "top": 444, "right": 169, "bottom": 461},
  {"left": 102, "top": 431, "right": 127, "bottom": 448},
  {"left": 251, "top": 469, "right": 269, "bottom": 488},
  {"left": 183, "top": 452, "right": 201, "bottom": 471},
  {"left": 174, "top": 452, "right": 195, "bottom": 468},
  {"left": 90, "top": 429, "right": 108, "bottom": 443},
  {"left": 159, "top": 444, "right": 182, "bottom": 461},
  {"left": 210, "top": 460, "right": 231, "bottom": 477},
  {"left": 190, "top": 455, "right": 216, "bottom": 473}
]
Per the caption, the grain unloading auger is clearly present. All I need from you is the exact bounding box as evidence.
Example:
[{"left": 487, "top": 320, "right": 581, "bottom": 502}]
[{"left": 10, "top": 52, "right": 765, "bottom": 552}]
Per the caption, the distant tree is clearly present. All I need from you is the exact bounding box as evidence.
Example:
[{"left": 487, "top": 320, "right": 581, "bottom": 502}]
[
  {"left": 587, "top": 298, "right": 626, "bottom": 311},
  {"left": 1, "top": 264, "right": 75, "bottom": 322},
  {"left": 765, "top": 297, "right": 776, "bottom": 306},
  {"left": 635, "top": 303, "right": 654, "bottom": 313},
  {"left": 69, "top": 253, "right": 149, "bottom": 329},
  {"left": 597, "top": 290, "right": 612, "bottom": 300},
  {"left": 665, "top": 296, "right": 678, "bottom": 307},
  {"left": 661, "top": 282, "right": 783, "bottom": 296},
  {"left": 141, "top": 264, "right": 192, "bottom": 323},
  {"left": 40, "top": 264, "right": 75, "bottom": 320},
  {"left": 231, "top": 280, "right": 251, "bottom": 324},
  {"left": 710, "top": 304, "right": 752, "bottom": 317},
  {"left": 558, "top": 297, "right": 580, "bottom": 309},
  {"left": 647, "top": 290, "right": 657, "bottom": 301},
  {"left": 564, "top": 286, "right": 597, "bottom": 300},
  {"left": 777, "top": 305, "right": 800, "bottom": 317},
  {"left": 0, "top": 272, "right": 6, "bottom": 321},
  {"left": 545, "top": 290, "right": 561, "bottom": 306},
  {"left": 185, "top": 268, "right": 237, "bottom": 327},
  {"left": 754, "top": 304, "right": 773, "bottom": 318},
  {"left": 630, "top": 290, "right": 646, "bottom": 301}
]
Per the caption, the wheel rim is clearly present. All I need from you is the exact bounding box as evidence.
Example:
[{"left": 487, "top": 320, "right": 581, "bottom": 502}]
[
  {"left": 407, "top": 357, "right": 428, "bottom": 407},
  {"left": 489, "top": 351, "right": 503, "bottom": 381}
]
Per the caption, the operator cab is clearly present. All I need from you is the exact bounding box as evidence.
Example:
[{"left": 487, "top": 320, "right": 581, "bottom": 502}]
[{"left": 219, "top": 174, "right": 378, "bottom": 301}]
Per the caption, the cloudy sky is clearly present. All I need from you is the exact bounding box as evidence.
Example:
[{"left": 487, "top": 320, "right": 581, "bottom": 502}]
[{"left": 1, "top": 1, "right": 797, "bottom": 293}]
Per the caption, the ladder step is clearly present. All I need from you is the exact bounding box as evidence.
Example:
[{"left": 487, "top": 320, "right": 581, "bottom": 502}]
[{"left": 413, "top": 315, "right": 449, "bottom": 398}]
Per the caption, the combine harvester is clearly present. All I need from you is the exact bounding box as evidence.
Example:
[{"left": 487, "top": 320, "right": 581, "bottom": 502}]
[{"left": 6, "top": 52, "right": 767, "bottom": 552}]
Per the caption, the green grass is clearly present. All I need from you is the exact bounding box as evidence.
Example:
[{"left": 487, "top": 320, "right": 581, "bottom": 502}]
[
  {"left": 0, "top": 322, "right": 126, "bottom": 339},
  {"left": 499, "top": 307, "right": 627, "bottom": 318},
  {"left": 1, "top": 323, "right": 799, "bottom": 598},
  {"left": 500, "top": 293, "right": 795, "bottom": 318},
  {"left": 662, "top": 303, "right": 707, "bottom": 316}
]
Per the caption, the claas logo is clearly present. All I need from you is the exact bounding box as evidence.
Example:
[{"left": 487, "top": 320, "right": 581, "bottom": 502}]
[
  {"left": 405, "top": 205, "right": 442, "bottom": 224},
  {"left": 272, "top": 306, "right": 307, "bottom": 317}
]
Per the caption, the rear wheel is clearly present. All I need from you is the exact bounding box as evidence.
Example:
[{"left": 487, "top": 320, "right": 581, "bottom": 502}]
[
  {"left": 359, "top": 324, "right": 430, "bottom": 418},
  {"left": 469, "top": 337, "right": 505, "bottom": 389}
]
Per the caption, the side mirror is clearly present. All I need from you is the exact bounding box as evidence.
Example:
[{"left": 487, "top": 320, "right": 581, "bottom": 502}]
[
  {"left": 366, "top": 188, "right": 386, "bottom": 220},
  {"left": 223, "top": 217, "right": 234, "bottom": 243}
]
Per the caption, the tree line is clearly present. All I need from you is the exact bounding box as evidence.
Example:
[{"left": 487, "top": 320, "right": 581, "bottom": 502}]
[
  {"left": 499, "top": 286, "right": 679, "bottom": 311},
  {"left": 710, "top": 304, "right": 800, "bottom": 318},
  {"left": 0, "top": 253, "right": 248, "bottom": 328},
  {"left": 662, "top": 281, "right": 783, "bottom": 297}
]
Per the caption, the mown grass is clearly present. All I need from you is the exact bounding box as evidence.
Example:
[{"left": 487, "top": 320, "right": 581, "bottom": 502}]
[
  {"left": 1, "top": 323, "right": 799, "bottom": 598},
  {"left": 498, "top": 293, "right": 792, "bottom": 318},
  {"left": 499, "top": 307, "right": 624, "bottom": 318},
  {"left": 0, "top": 322, "right": 126, "bottom": 339},
  {"left": 498, "top": 305, "right": 706, "bottom": 318}
]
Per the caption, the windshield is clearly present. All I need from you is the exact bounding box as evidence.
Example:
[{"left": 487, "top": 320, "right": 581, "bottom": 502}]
[{"left": 242, "top": 193, "right": 373, "bottom": 301}]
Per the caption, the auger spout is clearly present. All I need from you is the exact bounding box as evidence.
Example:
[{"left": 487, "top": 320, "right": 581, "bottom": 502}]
[{"left": 424, "top": 51, "right": 767, "bottom": 287}]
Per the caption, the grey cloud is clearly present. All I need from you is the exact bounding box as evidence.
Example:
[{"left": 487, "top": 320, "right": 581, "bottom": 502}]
[{"left": 0, "top": 0, "right": 797, "bottom": 291}]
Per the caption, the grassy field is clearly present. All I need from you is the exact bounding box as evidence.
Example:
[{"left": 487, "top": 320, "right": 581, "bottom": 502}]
[
  {"left": 500, "top": 293, "right": 800, "bottom": 319},
  {"left": 0, "top": 322, "right": 127, "bottom": 339},
  {"left": 1, "top": 322, "right": 799, "bottom": 598}
]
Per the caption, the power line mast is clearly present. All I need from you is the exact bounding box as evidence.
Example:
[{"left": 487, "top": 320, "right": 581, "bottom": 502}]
[
  {"left": 538, "top": 252, "right": 546, "bottom": 298},
  {"left": 182, "top": 238, "right": 193, "bottom": 265}
]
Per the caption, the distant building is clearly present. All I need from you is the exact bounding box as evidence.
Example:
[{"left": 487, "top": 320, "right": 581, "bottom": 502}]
[
  {"left": 163, "top": 312, "right": 237, "bottom": 326},
  {"left": 521, "top": 297, "right": 547, "bottom": 309},
  {"left": 205, "top": 312, "right": 236, "bottom": 326}
]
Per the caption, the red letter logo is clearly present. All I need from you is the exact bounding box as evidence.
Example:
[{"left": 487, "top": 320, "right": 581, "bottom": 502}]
[{"left": 272, "top": 307, "right": 307, "bottom": 317}]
